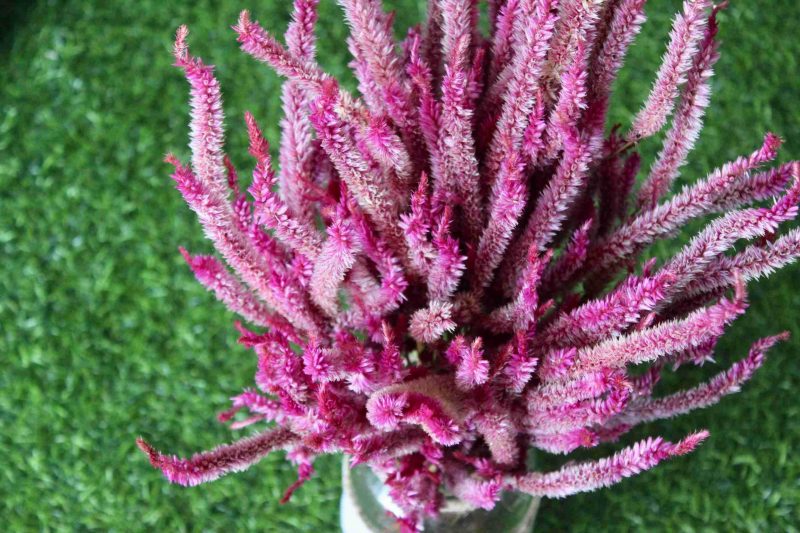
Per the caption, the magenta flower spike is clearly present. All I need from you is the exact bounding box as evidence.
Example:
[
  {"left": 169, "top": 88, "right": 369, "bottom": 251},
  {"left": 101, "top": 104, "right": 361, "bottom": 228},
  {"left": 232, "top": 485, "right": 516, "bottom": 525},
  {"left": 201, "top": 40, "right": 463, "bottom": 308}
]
[
  {"left": 636, "top": 3, "right": 724, "bottom": 210},
  {"left": 139, "top": 2, "right": 800, "bottom": 529},
  {"left": 515, "top": 431, "right": 710, "bottom": 498},
  {"left": 628, "top": 0, "right": 712, "bottom": 141}
]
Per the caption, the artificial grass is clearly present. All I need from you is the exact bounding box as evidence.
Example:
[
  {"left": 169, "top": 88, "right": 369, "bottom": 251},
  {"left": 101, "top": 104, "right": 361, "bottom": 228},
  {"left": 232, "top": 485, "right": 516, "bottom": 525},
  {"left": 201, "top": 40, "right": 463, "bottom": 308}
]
[{"left": 1, "top": 0, "right": 798, "bottom": 531}]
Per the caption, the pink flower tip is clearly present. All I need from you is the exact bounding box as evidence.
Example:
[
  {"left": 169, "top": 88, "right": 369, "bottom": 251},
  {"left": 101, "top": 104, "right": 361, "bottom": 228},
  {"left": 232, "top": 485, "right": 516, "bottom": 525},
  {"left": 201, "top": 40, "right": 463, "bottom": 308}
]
[
  {"left": 674, "top": 430, "right": 710, "bottom": 455},
  {"left": 136, "top": 437, "right": 165, "bottom": 469},
  {"left": 173, "top": 25, "right": 189, "bottom": 64},
  {"left": 245, "top": 112, "right": 271, "bottom": 162},
  {"left": 762, "top": 132, "right": 783, "bottom": 159},
  {"left": 163, "top": 152, "right": 182, "bottom": 168},
  {"left": 368, "top": 393, "right": 408, "bottom": 430},
  {"left": 233, "top": 10, "right": 254, "bottom": 36}
]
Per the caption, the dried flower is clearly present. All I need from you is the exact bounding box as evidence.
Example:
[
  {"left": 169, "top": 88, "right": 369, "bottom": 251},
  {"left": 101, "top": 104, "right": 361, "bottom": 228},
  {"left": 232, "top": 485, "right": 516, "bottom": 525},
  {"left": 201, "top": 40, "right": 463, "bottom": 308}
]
[{"left": 139, "top": 1, "right": 798, "bottom": 529}]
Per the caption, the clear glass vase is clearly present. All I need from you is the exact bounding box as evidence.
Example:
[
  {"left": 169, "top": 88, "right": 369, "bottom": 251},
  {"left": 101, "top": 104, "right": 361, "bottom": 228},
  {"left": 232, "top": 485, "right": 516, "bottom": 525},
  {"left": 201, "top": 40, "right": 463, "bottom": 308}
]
[{"left": 340, "top": 459, "right": 540, "bottom": 532}]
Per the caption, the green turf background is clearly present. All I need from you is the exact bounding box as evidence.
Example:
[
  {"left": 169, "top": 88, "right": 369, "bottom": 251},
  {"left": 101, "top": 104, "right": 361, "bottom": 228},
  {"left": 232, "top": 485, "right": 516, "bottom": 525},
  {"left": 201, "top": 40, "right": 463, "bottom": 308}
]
[{"left": 1, "top": 1, "right": 798, "bottom": 531}]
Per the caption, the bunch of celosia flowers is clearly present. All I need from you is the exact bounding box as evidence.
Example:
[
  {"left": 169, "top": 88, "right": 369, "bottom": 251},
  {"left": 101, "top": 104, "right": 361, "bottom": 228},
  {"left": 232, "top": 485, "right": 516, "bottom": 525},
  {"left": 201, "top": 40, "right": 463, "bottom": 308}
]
[{"left": 138, "top": 0, "right": 800, "bottom": 528}]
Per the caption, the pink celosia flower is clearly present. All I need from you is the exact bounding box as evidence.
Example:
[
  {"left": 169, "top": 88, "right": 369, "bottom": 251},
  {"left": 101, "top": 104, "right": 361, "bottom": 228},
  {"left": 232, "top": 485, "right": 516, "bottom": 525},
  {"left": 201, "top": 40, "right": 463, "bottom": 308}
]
[{"left": 139, "top": 2, "right": 799, "bottom": 529}]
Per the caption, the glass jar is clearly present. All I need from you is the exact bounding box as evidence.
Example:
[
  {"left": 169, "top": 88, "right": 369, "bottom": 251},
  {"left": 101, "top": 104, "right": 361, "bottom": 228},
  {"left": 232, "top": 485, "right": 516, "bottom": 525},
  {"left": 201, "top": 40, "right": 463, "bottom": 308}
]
[{"left": 340, "top": 459, "right": 540, "bottom": 532}]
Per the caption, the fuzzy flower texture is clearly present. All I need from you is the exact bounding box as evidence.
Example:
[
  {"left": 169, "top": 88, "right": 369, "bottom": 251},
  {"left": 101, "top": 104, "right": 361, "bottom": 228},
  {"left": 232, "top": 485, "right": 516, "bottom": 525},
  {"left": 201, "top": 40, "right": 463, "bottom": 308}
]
[{"left": 138, "top": 0, "right": 800, "bottom": 529}]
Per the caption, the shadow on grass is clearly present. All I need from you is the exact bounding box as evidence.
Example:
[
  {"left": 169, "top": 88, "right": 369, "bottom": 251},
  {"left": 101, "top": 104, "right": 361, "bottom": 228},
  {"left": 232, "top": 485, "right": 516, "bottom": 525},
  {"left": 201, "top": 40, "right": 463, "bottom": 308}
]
[{"left": 0, "top": 0, "right": 39, "bottom": 58}]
